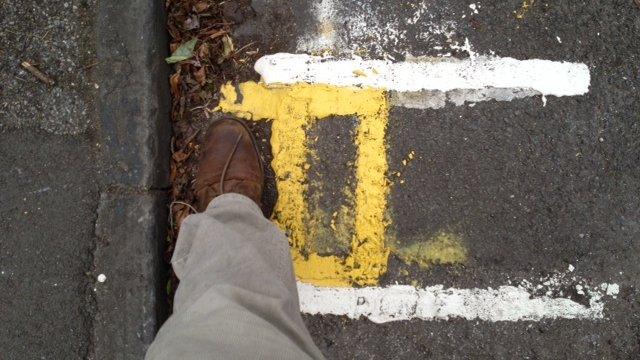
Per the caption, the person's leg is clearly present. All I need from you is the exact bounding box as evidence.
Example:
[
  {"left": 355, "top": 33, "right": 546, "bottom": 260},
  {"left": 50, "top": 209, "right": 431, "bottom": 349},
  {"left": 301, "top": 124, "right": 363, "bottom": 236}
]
[
  {"left": 146, "top": 118, "right": 324, "bottom": 359},
  {"left": 146, "top": 194, "right": 324, "bottom": 359}
]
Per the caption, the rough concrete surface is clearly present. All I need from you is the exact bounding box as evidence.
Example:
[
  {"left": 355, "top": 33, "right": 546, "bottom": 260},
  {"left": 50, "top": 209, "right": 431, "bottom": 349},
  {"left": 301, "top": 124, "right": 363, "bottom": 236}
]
[
  {"left": 232, "top": 0, "right": 640, "bottom": 358},
  {"left": 0, "top": 1, "right": 169, "bottom": 359},
  {"left": 0, "top": 1, "right": 100, "bottom": 358},
  {"left": 0, "top": 0, "right": 97, "bottom": 135},
  {"left": 96, "top": 0, "right": 171, "bottom": 189},
  {"left": 93, "top": 192, "right": 168, "bottom": 360},
  {"left": 0, "top": 130, "right": 98, "bottom": 358}
]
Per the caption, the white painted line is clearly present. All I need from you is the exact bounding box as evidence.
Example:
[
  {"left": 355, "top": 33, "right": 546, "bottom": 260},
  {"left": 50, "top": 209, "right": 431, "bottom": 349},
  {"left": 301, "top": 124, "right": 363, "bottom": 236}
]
[
  {"left": 255, "top": 53, "right": 590, "bottom": 97},
  {"left": 298, "top": 281, "right": 618, "bottom": 323}
]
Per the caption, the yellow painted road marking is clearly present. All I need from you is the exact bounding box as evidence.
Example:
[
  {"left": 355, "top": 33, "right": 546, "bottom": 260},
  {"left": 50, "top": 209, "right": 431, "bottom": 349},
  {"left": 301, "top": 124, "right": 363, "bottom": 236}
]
[
  {"left": 219, "top": 82, "right": 389, "bottom": 286},
  {"left": 218, "top": 81, "right": 466, "bottom": 287}
]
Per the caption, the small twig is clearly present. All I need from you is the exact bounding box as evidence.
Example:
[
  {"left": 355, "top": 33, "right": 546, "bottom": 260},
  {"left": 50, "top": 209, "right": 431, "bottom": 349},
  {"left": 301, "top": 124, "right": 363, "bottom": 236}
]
[
  {"left": 189, "top": 102, "right": 211, "bottom": 112},
  {"left": 20, "top": 61, "right": 55, "bottom": 86},
  {"left": 13, "top": 75, "right": 29, "bottom": 83},
  {"left": 232, "top": 41, "right": 256, "bottom": 57},
  {"left": 207, "top": 21, "right": 234, "bottom": 27},
  {"left": 183, "top": 128, "right": 202, "bottom": 146},
  {"left": 40, "top": 29, "right": 51, "bottom": 40},
  {"left": 83, "top": 61, "right": 101, "bottom": 70},
  {"left": 207, "top": 29, "right": 228, "bottom": 39},
  {"left": 168, "top": 201, "right": 198, "bottom": 229},
  {"left": 171, "top": 201, "right": 197, "bottom": 213}
]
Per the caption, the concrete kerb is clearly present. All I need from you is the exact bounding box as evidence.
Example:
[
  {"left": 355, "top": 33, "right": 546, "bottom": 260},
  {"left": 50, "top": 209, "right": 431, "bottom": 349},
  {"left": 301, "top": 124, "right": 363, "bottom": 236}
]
[{"left": 94, "top": 1, "right": 171, "bottom": 358}]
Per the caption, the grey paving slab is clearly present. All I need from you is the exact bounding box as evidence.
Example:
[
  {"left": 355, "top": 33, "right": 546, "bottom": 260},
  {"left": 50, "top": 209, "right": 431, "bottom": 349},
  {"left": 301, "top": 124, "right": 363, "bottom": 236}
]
[
  {"left": 96, "top": 1, "right": 171, "bottom": 189},
  {"left": 93, "top": 191, "right": 168, "bottom": 360}
]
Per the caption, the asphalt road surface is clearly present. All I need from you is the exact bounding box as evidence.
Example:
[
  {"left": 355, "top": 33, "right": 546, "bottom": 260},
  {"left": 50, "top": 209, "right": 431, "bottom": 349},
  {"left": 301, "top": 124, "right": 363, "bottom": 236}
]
[
  {"left": 1, "top": 0, "right": 638, "bottom": 359},
  {"left": 231, "top": 0, "right": 640, "bottom": 358},
  {"left": 0, "top": 0, "right": 99, "bottom": 358}
]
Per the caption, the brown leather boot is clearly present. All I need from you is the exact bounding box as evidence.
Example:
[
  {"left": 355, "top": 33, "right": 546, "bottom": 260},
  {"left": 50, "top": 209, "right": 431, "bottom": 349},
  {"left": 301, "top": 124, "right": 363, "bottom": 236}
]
[{"left": 194, "top": 118, "right": 264, "bottom": 212}]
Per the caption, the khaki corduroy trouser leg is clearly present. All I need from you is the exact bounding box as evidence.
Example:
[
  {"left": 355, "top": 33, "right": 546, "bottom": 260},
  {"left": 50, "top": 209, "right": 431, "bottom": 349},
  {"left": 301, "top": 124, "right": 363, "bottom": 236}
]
[{"left": 146, "top": 193, "right": 325, "bottom": 360}]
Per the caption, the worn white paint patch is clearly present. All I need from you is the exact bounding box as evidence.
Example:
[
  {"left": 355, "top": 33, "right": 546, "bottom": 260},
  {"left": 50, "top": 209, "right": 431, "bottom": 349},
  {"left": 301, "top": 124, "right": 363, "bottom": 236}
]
[
  {"left": 298, "top": 281, "right": 617, "bottom": 323},
  {"left": 389, "top": 90, "right": 447, "bottom": 109},
  {"left": 447, "top": 87, "right": 541, "bottom": 106},
  {"left": 389, "top": 88, "right": 540, "bottom": 109},
  {"left": 298, "top": 0, "right": 340, "bottom": 53},
  {"left": 603, "top": 283, "right": 620, "bottom": 298},
  {"left": 297, "top": 0, "right": 457, "bottom": 57},
  {"left": 255, "top": 53, "right": 591, "bottom": 97},
  {"left": 449, "top": 37, "right": 477, "bottom": 59}
]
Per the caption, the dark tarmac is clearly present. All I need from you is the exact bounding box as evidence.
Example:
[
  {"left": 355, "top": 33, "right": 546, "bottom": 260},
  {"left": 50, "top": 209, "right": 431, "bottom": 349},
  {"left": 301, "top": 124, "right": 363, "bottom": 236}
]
[
  {"left": 234, "top": 0, "right": 640, "bottom": 357},
  {"left": 0, "top": 1, "right": 99, "bottom": 358},
  {"left": 0, "top": 0, "right": 638, "bottom": 358},
  {"left": 1, "top": 0, "right": 169, "bottom": 358}
]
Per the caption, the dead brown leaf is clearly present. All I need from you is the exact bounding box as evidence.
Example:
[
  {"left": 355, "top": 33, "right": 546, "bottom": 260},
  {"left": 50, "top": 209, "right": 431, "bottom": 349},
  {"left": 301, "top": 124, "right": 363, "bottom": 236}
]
[
  {"left": 165, "top": 0, "right": 256, "bottom": 305},
  {"left": 197, "top": 42, "right": 210, "bottom": 59},
  {"left": 205, "top": 29, "right": 228, "bottom": 39},
  {"left": 172, "top": 150, "right": 191, "bottom": 162},
  {"left": 174, "top": 206, "right": 190, "bottom": 228},
  {"left": 184, "top": 15, "right": 200, "bottom": 30},
  {"left": 170, "top": 161, "right": 178, "bottom": 183},
  {"left": 219, "top": 34, "right": 234, "bottom": 63},
  {"left": 194, "top": 66, "right": 206, "bottom": 85},
  {"left": 193, "top": 1, "right": 210, "bottom": 12},
  {"left": 169, "top": 71, "right": 181, "bottom": 97}
]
